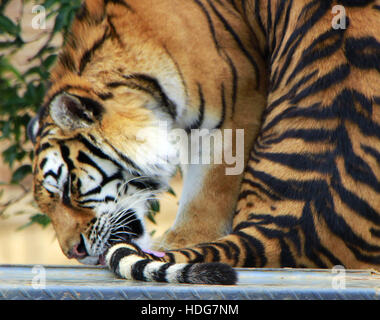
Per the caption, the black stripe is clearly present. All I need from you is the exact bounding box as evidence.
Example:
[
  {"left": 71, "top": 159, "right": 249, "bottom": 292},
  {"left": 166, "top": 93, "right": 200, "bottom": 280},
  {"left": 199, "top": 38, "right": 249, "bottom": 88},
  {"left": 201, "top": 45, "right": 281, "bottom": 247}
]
[
  {"left": 131, "top": 259, "right": 151, "bottom": 281},
  {"left": 254, "top": 0, "right": 266, "bottom": 36},
  {"left": 279, "top": 239, "right": 296, "bottom": 268},
  {"left": 129, "top": 178, "right": 161, "bottom": 191},
  {"left": 107, "top": 15, "right": 124, "bottom": 46},
  {"left": 163, "top": 44, "right": 188, "bottom": 99},
  {"left": 106, "top": 0, "right": 134, "bottom": 11},
  {"left": 233, "top": 230, "right": 267, "bottom": 267},
  {"left": 370, "top": 228, "right": 380, "bottom": 239},
  {"left": 226, "top": 0, "right": 239, "bottom": 12},
  {"left": 193, "top": 0, "right": 220, "bottom": 52},
  {"left": 319, "top": 246, "right": 344, "bottom": 267},
  {"left": 236, "top": 235, "right": 256, "bottom": 267},
  {"left": 165, "top": 252, "right": 175, "bottom": 263},
  {"left": 125, "top": 74, "right": 178, "bottom": 119},
  {"left": 76, "top": 196, "right": 116, "bottom": 206},
  {"left": 204, "top": 242, "right": 232, "bottom": 260},
  {"left": 79, "top": 28, "right": 109, "bottom": 75},
  {"left": 225, "top": 240, "right": 240, "bottom": 266},
  {"left": 186, "top": 83, "right": 205, "bottom": 132},
  {"left": 272, "top": 1, "right": 331, "bottom": 91},
  {"left": 290, "top": 64, "right": 350, "bottom": 105},
  {"left": 362, "top": 145, "right": 380, "bottom": 165},
  {"left": 36, "top": 142, "right": 52, "bottom": 156},
  {"left": 198, "top": 244, "right": 221, "bottom": 262},
  {"left": 242, "top": 174, "right": 282, "bottom": 200},
  {"left": 270, "top": 0, "right": 293, "bottom": 64},
  {"left": 266, "top": 0, "right": 272, "bottom": 39},
  {"left": 62, "top": 178, "right": 72, "bottom": 207},
  {"left": 59, "top": 144, "right": 75, "bottom": 172},
  {"left": 269, "top": 0, "right": 285, "bottom": 55},
  {"left": 207, "top": 0, "right": 260, "bottom": 87},
  {"left": 43, "top": 170, "right": 60, "bottom": 180},
  {"left": 237, "top": 189, "right": 263, "bottom": 201},
  {"left": 77, "top": 150, "right": 107, "bottom": 178},
  {"left": 285, "top": 28, "right": 346, "bottom": 85},
  {"left": 215, "top": 83, "right": 227, "bottom": 129},
  {"left": 102, "top": 137, "right": 143, "bottom": 174},
  {"left": 108, "top": 74, "right": 177, "bottom": 119},
  {"left": 177, "top": 250, "right": 191, "bottom": 259},
  {"left": 75, "top": 135, "right": 123, "bottom": 169},
  {"left": 59, "top": 51, "right": 76, "bottom": 72},
  {"left": 97, "top": 92, "right": 114, "bottom": 100},
  {"left": 39, "top": 158, "right": 48, "bottom": 170},
  {"left": 224, "top": 54, "right": 238, "bottom": 116},
  {"left": 152, "top": 263, "right": 173, "bottom": 282},
  {"left": 109, "top": 247, "right": 137, "bottom": 275},
  {"left": 187, "top": 248, "right": 205, "bottom": 263},
  {"left": 346, "top": 245, "right": 380, "bottom": 265}
]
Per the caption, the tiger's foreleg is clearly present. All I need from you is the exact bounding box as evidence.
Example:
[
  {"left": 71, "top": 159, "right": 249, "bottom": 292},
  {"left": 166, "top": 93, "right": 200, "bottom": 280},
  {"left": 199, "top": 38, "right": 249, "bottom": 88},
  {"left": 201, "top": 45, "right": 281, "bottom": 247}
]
[
  {"left": 157, "top": 162, "right": 245, "bottom": 250},
  {"left": 155, "top": 97, "right": 265, "bottom": 250}
]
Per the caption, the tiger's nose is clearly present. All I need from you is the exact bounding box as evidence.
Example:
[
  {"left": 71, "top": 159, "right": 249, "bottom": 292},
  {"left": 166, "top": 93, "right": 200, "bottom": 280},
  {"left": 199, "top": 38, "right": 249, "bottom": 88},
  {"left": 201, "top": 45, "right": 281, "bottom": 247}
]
[{"left": 67, "top": 236, "right": 88, "bottom": 259}]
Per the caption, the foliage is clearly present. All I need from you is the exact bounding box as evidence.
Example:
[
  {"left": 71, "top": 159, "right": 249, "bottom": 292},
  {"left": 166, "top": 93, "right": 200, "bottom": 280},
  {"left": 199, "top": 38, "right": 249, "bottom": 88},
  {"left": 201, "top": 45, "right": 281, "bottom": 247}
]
[
  {"left": 0, "top": 0, "right": 83, "bottom": 227},
  {"left": 0, "top": 0, "right": 170, "bottom": 230}
]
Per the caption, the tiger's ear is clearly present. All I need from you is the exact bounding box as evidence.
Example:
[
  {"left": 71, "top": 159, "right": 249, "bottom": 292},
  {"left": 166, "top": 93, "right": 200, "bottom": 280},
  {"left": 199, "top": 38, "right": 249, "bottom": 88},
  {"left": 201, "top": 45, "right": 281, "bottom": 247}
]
[
  {"left": 49, "top": 93, "right": 104, "bottom": 130},
  {"left": 27, "top": 115, "right": 40, "bottom": 144}
]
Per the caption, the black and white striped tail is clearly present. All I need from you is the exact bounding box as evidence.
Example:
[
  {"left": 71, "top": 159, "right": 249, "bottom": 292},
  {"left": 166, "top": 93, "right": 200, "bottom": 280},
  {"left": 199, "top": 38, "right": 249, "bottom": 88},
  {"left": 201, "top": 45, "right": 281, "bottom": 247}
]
[{"left": 105, "top": 243, "right": 237, "bottom": 285}]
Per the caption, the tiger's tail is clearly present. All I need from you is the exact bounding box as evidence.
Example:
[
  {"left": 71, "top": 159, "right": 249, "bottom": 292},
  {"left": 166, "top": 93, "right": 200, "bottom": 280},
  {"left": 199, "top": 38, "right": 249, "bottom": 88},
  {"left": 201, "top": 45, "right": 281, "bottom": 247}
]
[{"left": 105, "top": 243, "right": 237, "bottom": 285}]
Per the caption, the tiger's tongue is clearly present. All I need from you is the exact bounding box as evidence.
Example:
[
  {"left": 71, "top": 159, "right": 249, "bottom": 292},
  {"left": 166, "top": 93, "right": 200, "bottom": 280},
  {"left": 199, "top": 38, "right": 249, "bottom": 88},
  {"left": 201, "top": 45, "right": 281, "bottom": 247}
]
[{"left": 142, "top": 248, "right": 166, "bottom": 258}]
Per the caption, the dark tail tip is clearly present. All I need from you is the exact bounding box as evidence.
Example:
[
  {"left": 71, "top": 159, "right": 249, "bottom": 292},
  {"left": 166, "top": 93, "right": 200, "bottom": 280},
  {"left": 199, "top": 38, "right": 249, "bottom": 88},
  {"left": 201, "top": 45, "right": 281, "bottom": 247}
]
[{"left": 185, "top": 262, "right": 237, "bottom": 285}]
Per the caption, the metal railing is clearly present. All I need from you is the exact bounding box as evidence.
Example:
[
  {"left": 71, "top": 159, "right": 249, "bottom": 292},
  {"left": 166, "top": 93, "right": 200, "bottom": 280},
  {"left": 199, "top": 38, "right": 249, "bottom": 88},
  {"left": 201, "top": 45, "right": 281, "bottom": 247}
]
[{"left": 1, "top": 264, "right": 380, "bottom": 300}]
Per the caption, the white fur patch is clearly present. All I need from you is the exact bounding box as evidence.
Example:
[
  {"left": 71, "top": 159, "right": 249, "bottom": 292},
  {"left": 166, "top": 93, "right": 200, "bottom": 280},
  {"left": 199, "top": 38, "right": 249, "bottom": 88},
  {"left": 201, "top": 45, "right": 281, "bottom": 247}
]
[
  {"left": 165, "top": 263, "right": 187, "bottom": 283},
  {"left": 143, "top": 261, "right": 165, "bottom": 281},
  {"left": 118, "top": 255, "right": 144, "bottom": 280},
  {"left": 105, "top": 243, "right": 128, "bottom": 265}
]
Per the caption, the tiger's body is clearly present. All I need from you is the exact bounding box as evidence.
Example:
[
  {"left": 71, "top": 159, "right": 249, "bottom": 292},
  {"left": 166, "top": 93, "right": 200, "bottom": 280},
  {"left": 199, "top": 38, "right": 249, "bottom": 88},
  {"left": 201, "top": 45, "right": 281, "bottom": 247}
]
[{"left": 29, "top": 0, "right": 380, "bottom": 285}]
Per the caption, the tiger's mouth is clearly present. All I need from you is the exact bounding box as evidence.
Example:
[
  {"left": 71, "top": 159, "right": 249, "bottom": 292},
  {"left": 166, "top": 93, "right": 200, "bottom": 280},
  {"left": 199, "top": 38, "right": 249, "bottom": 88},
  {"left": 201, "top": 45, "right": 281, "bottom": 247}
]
[
  {"left": 74, "top": 237, "right": 119, "bottom": 266},
  {"left": 75, "top": 229, "right": 135, "bottom": 266},
  {"left": 75, "top": 230, "right": 165, "bottom": 266},
  {"left": 74, "top": 208, "right": 147, "bottom": 266}
]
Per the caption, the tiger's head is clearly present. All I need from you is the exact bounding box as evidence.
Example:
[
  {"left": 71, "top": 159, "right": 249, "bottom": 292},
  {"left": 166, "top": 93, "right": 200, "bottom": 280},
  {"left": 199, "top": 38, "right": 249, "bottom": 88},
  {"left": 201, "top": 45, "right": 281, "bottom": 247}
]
[
  {"left": 28, "top": 87, "right": 179, "bottom": 265},
  {"left": 27, "top": 0, "right": 185, "bottom": 265}
]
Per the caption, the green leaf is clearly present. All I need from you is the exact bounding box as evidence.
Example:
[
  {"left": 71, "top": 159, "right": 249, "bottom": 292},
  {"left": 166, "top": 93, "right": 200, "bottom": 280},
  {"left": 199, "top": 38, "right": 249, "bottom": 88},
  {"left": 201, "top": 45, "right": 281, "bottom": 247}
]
[
  {"left": 0, "top": 56, "right": 23, "bottom": 81},
  {"left": 43, "top": 54, "right": 57, "bottom": 69},
  {"left": 2, "top": 144, "right": 18, "bottom": 168},
  {"left": 150, "top": 199, "right": 160, "bottom": 212},
  {"left": 147, "top": 210, "right": 157, "bottom": 224},
  {"left": 11, "top": 164, "right": 32, "bottom": 183},
  {"left": 18, "top": 214, "right": 51, "bottom": 230},
  {"left": 42, "top": 0, "right": 60, "bottom": 10},
  {"left": 24, "top": 82, "right": 45, "bottom": 106},
  {"left": 0, "top": 120, "right": 11, "bottom": 139},
  {"left": 0, "top": 14, "right": 20, "bottom": 37},
  {"left": 53, "top": 8, "right": 68, "bottom": 33},
  {"left": 167, "top": 187, "right": 176, "bottom": 197}
]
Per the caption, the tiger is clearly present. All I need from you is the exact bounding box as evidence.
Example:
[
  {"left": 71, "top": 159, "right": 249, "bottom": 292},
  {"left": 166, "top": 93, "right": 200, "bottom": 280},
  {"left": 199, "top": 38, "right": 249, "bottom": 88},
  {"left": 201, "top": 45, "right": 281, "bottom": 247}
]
[{"left": 28, "top": 0, "right": 380, "bottom": 285}]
